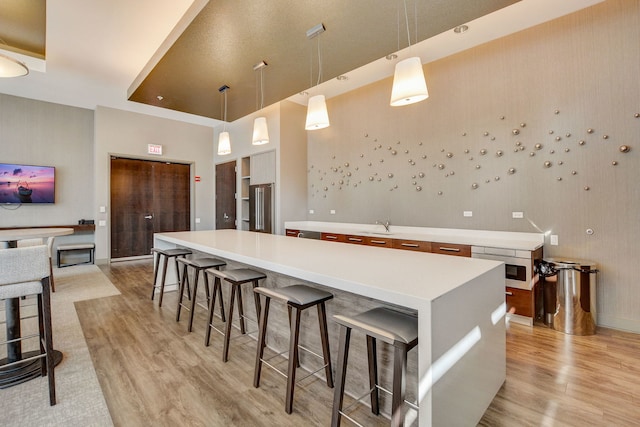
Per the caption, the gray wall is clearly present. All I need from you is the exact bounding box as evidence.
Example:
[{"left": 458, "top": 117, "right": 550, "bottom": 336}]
[
  {"left": 306, "top": 0, "right": 640, "bottom": 332},
  {"left": 0, "top": 93, "right": 94, "bottom": 249}
]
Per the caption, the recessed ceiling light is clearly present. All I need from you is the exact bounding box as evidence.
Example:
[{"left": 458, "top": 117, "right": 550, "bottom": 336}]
[
  {"left": 337, "top": 75, "right": 348, "bottom": 81},
  {"left": 156, "top": 95, "right": 164, "bottom": 101},
  {"left": 454, "top": 25, "right": 469, "bottom": 34},
  {"left": 386, "top": 54, "right": 398, "bottom": 60}
]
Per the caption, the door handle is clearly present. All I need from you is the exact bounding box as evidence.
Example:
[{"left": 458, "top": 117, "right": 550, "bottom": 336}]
[
  {"left": 223, "top": 213, "right": 229, "bottom": 219},
  {"left": 144, "top": 215, "right": 153, "bottom": 219}
]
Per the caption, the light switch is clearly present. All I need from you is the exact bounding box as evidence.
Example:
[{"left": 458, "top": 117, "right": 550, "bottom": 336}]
[
  {"left": 330, "top": 210, "right": 336, "bottom": 215},
  {"left": 512, "top": 211, "right": 524, "bottom": 219},
  {"left": 463, "top": 211, "right": 473, "bottom": 217},
  {"left": 550, "top": 235, "right": 558, "bottom": 245},
  {"left": 98, "top": 220, "right": 106, "bottom": 227},
  {"left": 99, "top": 206, "right": 106, "bottom": 213},
  {"left": 195, "top": 218, "right": 201, "bottom": 224}
]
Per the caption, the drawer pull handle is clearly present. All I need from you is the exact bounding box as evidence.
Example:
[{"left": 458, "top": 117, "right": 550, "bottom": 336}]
[
  {"left": 439, "top": 247, "right": 461, "bottom": 252},
  {"left": 505, "top": 291, "right": 513, "bottom": 296},
  {"left": 370, "top": 240, "right": 386, "bottom": 244},
  {"left": 348, "top": 237, "right": 362, "bottom": 242},
  {"left": 401, "top": 243, "right": 419, "bottom": 248},
  {"left": 325, "top": 235, "right": 337, "bottom": 240}
]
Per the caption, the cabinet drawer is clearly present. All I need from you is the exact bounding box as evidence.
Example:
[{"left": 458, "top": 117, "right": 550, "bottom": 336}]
[
  {"left": 392, "top": 239, "right": 431, "bottom": 252},
  {"left": 431, "top": 242, "right": 471, "bottom": 257},
  {"left": 366, "top": 236, "right": 393, "bottom": 248},
  {"left": 321, "top": 232, "right": 346, "bottom": 243},
  {"left": 505, "top": 287, "right": 533, "bottom": 318},
  {"left": 285, "top": 229, "right": 300, "bottom": 237},
  {"left": 345, "top": 235, "right": 366, "bottom": 245}
]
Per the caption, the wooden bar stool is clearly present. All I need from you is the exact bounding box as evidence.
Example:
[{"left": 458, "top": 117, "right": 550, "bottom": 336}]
[
  {"left": 150, "top": 247, "right": 192, "bottom": 307},
  {"left": 176, "top": 257, "right": 227, "bottom": 332},
  {"left": 253, "top": 284, "right": 334, "bottom": 414},
  {"left": 204, "top": 268, "right": 266, "bottom": 362},
  {"left": 331, "top": 307, "right": 418, "bottom": 427}
]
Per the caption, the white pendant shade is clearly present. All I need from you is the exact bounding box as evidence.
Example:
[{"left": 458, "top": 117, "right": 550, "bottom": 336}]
[
  {"left": 217, "top": 131, "right": 231, "bottom": 155},
  {"left": 305, "top": 95, "right": 330, "bottom": 130},
  {"left": 0, "top": 54, "right": 29, "bottom": 78},
  {"left": 252, "top": 117, "right": 269, "bottom": 145},
  {"left": 390, "top": 57, "right": 428, "bottom": 107}
]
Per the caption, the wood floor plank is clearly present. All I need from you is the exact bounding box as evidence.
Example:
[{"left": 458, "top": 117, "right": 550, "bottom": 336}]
[{"left": 73, "top": 259, "right": 640, "bottom": 427}]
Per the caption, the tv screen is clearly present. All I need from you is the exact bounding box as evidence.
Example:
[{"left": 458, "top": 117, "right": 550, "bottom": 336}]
[{"left": 0, "top": 163, "right": 55, "bottom": 204}]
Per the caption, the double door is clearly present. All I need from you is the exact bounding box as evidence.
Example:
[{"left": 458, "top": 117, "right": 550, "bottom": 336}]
[{"left": 110, "top": 157, "right": 190, "bottom": 259}]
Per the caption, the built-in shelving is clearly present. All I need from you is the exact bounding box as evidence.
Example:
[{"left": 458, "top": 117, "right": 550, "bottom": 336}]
[{"left": 240, "top": 156, "right": 251, "bottom": 230}]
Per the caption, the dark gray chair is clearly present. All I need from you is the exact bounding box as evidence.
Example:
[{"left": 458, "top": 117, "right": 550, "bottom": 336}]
[
  {"left": 253, "top": 284, "right": 334, "bottom": 414},
  {"left": 331, "top": 307, "right": 418, "bottom": 427}
]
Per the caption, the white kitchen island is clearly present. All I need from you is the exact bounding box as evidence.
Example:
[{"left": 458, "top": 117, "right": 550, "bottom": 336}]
[{"left": 154, "top": 229, "right": 505, "bottom": 426}]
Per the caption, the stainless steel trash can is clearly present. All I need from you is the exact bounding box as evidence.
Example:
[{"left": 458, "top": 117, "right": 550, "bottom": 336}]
[{"left": 541, "top": 258, "right": 598, "bottom": 335}]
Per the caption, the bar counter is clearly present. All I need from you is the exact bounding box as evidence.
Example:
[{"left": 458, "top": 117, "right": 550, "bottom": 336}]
[{"left": 154, "top": 229, "right": 506, "bottom": 426}]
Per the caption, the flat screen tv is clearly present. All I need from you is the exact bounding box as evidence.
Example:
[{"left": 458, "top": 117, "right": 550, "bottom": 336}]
[{"left": 0, "top": 163, "right": 55, "bottom": 204}]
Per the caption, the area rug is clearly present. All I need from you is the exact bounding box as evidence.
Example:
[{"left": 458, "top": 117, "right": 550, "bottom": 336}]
[{"left": 0, "top": 264, "right": 120, "bottom": 426}]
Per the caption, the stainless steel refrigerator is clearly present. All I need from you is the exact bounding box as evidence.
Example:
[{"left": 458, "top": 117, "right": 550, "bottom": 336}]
[{"left": 249, "top": 183, "right": 274, "bottom": 233}]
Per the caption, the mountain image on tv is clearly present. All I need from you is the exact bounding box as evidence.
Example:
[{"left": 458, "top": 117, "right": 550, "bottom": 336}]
[{"left": 0, "top": 163, "right": 55, "bottom": 204}]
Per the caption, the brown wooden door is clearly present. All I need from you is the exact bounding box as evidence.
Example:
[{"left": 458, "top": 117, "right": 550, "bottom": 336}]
[
  {"left": 216, "top": 161, "right": 236, "bottom": 229},
  {"left": 111, "top": 157, "right": 190, "bottom": 259}
]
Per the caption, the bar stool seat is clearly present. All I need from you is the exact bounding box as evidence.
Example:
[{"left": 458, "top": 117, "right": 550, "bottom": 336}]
[
  {"left": 150, "top": 247, "right": 192, "bottom": 307},
  {"left": 176, "top": 257, "right": 227, "bottom": 332},
  {"left": 253, "top": 284, "right": 334, "bottom": 414},
  {"left": 331, "top": 307, "right": 418, "bottom": 427},
  {"left": 204, "top": 268, "right": 266, "bottom": 362}
]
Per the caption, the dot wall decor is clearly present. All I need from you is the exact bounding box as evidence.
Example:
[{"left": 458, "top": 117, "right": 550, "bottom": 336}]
[{"left": 307, "top": 108, "right": 634, "bottom": 207}]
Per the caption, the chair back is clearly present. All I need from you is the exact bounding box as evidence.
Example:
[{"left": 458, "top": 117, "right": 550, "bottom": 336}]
[
  {"left": 0, "top": 245, "right": 49, "bottom": 286},
  {"left": 46, "top": 236, "right": 55, "bottom": 258},
  {"left": 17, "top": 238, "right": 44, "bottom": 248}
]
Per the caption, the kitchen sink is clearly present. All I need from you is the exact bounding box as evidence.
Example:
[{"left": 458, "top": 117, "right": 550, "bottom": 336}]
[{"left": 358, "top": 231, "right": 395, "bottom": 236}]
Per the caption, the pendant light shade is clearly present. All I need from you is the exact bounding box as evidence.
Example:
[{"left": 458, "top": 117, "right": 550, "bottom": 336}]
[
  {"left": 0, "top": 54, "right": 29, "bottom": 78},
  {"left": 390, "top": 56, "right": 428, "bottom": 107},
  {"left": 252, "top": 117, "right": 269, "bottom": 145},
  {"left": 217, "top": 131, "right": 231, "bottom": 155},
  {"left": 305, "top": 95, "right": 330, "bottom": 130}
]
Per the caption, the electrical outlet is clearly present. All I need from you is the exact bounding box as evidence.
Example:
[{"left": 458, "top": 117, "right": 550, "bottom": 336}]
[
  {"left": 512, "top": 211, "right": 524, "bottom": 219},
  {"left": 195, "top": 218, "right": 201, "bottom": 224},
  {"left": 550, "top": 235, "right": 559, "bottom": 245},
  {"left": 463, "top": 211, "right": 473, "bottom": 217},
  {"left": 98, "top": 220, "right": 106, "bottom": 227},
  {"left": 309, "top": 209, "right": 314, "bottom": 214},
  {"left": 330, "top": 210, "right": 336, "bottom": 215}
]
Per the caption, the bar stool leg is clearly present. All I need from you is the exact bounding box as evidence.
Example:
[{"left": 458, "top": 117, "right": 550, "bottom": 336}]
[
  {"left": 187, "top": 269, "right": 202, "bottom": 332},
  {"left": 41, "top": 276, "right": 56, "bottom": 405},
  {"left": 158, "top": 255, "right": 169, "bottom": 307},
  {"left": 252, "top": 279, "right": 261, "bottom": 322},
  {"left": 331, "top": 325, "right": 351, "bottom": 427},
  {"left": 151, "top": 253, "right": 161, "bottom": 300},
  {"left": 367, "top": 336, "right": 380, "bottom": 415},
  {"left": 317, "top": 302, "right": 334, "bottom": 388},
  {"left": 222, "top": 284, "right": 237, "bottom": 362},
  {"left": 176, "top": 263, "right": 189, "bottom": 321},
  {"left": 236, "top": 285, "right": 246, "bottom": 334},
  {"left": 391, "top": 344, "right": 409, "bottom": 427},
  {"left": 285, "top": 307, "right": 302, "bottom": 414},
  {"left": 215, "top": 277, "right": 226, "bottom": 322},
  {"left": 253, "top": 295, "right": 271, "bottom": 387}
]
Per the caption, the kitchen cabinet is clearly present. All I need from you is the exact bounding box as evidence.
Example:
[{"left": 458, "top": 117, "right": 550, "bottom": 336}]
[
  {"left": 345, "top": 235, "right": 367, "bottom": 245},
  {"left": 321, "top": 232, "right": 346, "bottom": 243},
  {"left": 392, "top": 239, "right": 432, "bottom": 253},
  {"left": 365, "top": 236, "right": 393, "bottom": 248},
  {"left": 505, "top": 287, "right": 534, "bottom": 318},
  {"left": 431, "top": 242, "right": 471, "bottom": 257}
]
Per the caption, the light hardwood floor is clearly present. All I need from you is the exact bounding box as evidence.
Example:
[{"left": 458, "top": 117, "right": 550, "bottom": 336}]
[{"left": 77, "top": 260, "right": 640, "bottom": 426}]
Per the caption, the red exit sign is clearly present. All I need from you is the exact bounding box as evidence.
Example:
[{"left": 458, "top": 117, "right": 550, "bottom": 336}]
[{"left": 147, "top": 144, "right": 163, "bottom": 155}]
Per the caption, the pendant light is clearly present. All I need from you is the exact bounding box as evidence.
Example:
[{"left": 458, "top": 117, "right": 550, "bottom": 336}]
[
  {"left": 217, "top": 85, "right": 231, "bottom": 156},
  {"left": 252, "top": 61, "right": 269, "bottom": 145},
  {"left": 389, "top": 0, "right": 428, "bottom": 107},
  {"left": 0, "top": 53, "right": 29, "bottom": 78},
  {"left": 305, "top": 23, "right": 330, "bottom": 130}
]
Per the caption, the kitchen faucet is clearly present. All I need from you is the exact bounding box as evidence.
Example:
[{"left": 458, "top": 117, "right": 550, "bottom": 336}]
[{"left": 375, "top": 220, "right": 391, "bottom": 232}]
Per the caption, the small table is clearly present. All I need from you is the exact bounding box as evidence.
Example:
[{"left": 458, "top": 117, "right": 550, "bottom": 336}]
[{"left": 0, "top": 227, "right": 73, "bottom": 388}]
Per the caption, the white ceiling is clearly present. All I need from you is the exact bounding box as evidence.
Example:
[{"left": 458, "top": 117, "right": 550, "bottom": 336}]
[{"left": 0, "top": 0, "right": 603, "bottom": 128}]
